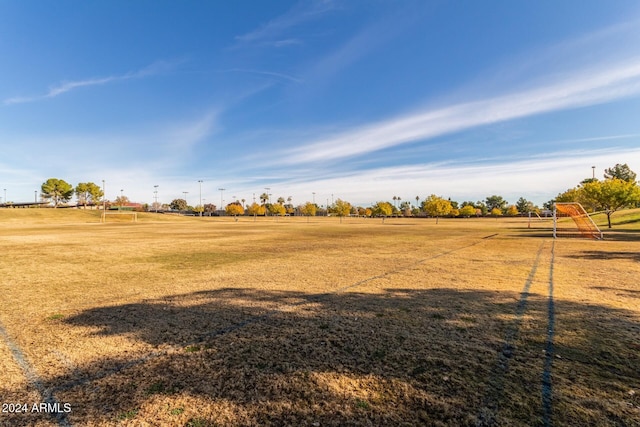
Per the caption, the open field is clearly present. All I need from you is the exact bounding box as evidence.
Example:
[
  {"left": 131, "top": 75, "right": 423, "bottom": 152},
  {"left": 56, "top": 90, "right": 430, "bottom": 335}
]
[{"left": 1, "top": 209, "right": 639, "bottom": 426}]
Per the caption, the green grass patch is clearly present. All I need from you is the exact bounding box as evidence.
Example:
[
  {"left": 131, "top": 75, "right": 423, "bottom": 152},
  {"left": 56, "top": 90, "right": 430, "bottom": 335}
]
[
  {"left": 147, "top": 251, "right": 263, "bottom": 270},
  {"left": 117, "top": 409, "right": 139, "bottom": 420}
]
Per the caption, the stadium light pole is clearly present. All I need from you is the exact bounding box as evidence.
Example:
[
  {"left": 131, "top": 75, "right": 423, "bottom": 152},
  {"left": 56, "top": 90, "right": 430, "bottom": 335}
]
[
  {"left": 312, "top": 192, "right": 316, "bottom": 205},
  {"left": 198, "top": 180, "right": 203, "bottom": 217},
  {"left": 102, "top": 180, "right": 106, "bottom": 212},
  {"left": 218, "top": 188, "right": 225, "bottom": 212},
  {"left": 34, "top": 190, "right": 37, "bottom": 204},
  {"left": 154, "top": 185, "right": 159, "bottom": 213},
  {"left": 592, "top": 166, "right": 596, "bottom": 179}
]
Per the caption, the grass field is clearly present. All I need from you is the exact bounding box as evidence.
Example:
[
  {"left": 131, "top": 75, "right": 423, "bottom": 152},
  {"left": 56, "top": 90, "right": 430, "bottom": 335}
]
[{"left": 1, "top": 209, "right": 639, "bottom": 426}]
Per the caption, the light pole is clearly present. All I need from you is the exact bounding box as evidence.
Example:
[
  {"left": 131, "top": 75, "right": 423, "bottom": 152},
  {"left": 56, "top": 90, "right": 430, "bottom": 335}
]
[
  {"left": 3, "top": 189, "right": 6, "bottom": 204},
  {"left": 154, "top": 185, "right": 159, "bottom": 213},
  {"left": 592, "top": 166, "right": 596, "bottom": 179},
  {"left": 183, "top": 191, "right": 189, "bottom": 209},
  {"left": 312, "top": 192, "right": 316, "bottom": 205},
  {"left": 34, "top": 190, "right": 37, "bottom": 203},
  {"left": 102, "top": 180, "right": 106, "bottom": 212},
  {"left": 198, "top": 180, "right": 203, "bottom": 217},
  {"left": 218, "top": 188, "right": 225, "bottom": 212}
]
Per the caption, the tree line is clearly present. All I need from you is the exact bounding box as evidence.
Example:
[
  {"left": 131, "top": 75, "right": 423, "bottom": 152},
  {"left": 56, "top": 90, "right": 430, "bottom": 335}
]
[
  {"left": 167, "top": 192, "right": 540, "bottom": 221},
  {"left": 549, "top": 163, "right": 640, "bottom": 228},
  {"left": 37, "top": 163, "right": 639, "bottom": 228}
]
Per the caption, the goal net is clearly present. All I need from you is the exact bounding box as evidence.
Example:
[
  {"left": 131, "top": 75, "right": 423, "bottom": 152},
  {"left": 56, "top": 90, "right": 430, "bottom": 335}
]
[
  {"left": 553, "top": 202, "right": 602, "bottom": 239},
  {"left": 101, "top": 211, "right": 138, "bottom": 223}
]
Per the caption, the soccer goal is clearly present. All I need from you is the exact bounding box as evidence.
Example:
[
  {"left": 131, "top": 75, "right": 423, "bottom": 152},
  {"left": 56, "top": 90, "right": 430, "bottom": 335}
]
[
  {"left": 553, "top": 202, "right": 602, "bottom": 239},
  {"left": 101, "top": 211, "right": 138, "bottom": 223}
]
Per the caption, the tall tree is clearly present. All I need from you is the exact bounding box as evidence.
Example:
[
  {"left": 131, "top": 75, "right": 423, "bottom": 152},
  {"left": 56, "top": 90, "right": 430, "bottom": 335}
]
[
  {"left": 225, "top": 202, "right": 244, "bottom": 219},
  {"left": 422, "top": 194, "right": 453, "bottom": 224},
  {"left": 41, "top": 178, "right": 74, "bottom": 208},
  {"left": 333, "top": 199, "right": 352, "bottom": 223},
  {"left": 506, "top": 205, "right": 519, "bottom": 216},
  {"left": 475, "top": 201, "right": 488, "bottom": 216},
  {"left": 604, "top": 163, "right": 637, "bottom": 182},
  {"left": 372, "top": 201, "right": 393, "bottom": 219},
  {"left": 268, "top": 203, "right": 286, "bottom": 216},
  {"left": 459, "top": 205, "right": 476, "bottom": 218},
  {"left": 113, "top": 195, "right": 130, "bottom": 207},
  {"left": 299, "top": 202, "right": 317, "bottom": 221},
  {"left": 246, "top": 202, "right": 265, "bottom": 218},
  {"left": 603, "top": 163, "right": 636, "bottom": 182},
  {"left": 170, "top": 198, "right": 188, "bottom": 211},
  {"left": 581, "top": 178, "right": 640, "bottom": 228},
  {"left": 75, "top": 182, "right": 103, "bottom": 209},
  {"left": 516, "top": 197, "right": 534, "bottom": 214},
  {"left": 204, "top": 203, "right": 217, "bottom": 214},
  {"left": 485, "top": 195, "right": 507, "bottom": 212}
]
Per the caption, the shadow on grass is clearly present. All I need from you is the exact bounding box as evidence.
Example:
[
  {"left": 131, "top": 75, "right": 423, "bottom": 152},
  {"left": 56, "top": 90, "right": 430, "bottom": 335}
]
[
  {"left": 591, "top": 286, "right": 640, "bottom": 298},
  {"left": 601, "top": 230, "right": 640, "bottom": 242},
  {"left": 7, "top": 288, "right": 639, "bottom": 426},
  {"left": 566, "top": 250, "right": 640, "bottom": 262},
  {"left": 568, "top": 251, "right": 640, "bottom": 262}
]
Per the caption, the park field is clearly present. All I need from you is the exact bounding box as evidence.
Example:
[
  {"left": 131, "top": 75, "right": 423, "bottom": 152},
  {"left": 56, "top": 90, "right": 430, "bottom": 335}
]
[{"left": 0, "top": 209, "right": 639, "bottom": 426}]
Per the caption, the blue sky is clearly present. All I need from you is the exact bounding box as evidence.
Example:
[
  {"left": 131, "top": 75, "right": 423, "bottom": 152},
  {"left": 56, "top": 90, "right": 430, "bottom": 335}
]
[{"left": 2, "top": 0, "right": 640, "bottom": 208}]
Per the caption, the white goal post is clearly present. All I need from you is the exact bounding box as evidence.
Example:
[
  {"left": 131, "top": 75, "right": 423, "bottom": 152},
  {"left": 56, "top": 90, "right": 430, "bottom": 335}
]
[
  {"left": 553, "top": 202, "right": 602, "bottom": 239},
  {"left": 101, "top": 211, "right": 138, "bottom": 223}
]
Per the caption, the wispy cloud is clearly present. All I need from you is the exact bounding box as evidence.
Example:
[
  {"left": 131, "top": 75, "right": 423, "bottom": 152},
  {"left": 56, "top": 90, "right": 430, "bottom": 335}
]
[
  {"left": 3, "top": 60, "right": 180, "bottom": 105},
  {"left": 234, "top": 0, "right": 335, "bottom": 46},
  {"left": 250, "top": 147, "right": 640, "bottom": 206},
  {"left": 218, "top": 68, "right": 302, "bottom": 83},
  {"left": 279, "top": 58, "right": 640, "bottom": 165},
  {"left": 0, "top": 109, "right": 219, "bottom": 185}
]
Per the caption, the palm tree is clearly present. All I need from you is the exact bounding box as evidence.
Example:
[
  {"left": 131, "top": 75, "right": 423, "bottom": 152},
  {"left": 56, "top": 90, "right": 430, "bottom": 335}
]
[
  {"left": 415, "top": 196, "right": 420, "bottom": 208},
  {"left": 393, "top": 196, "right": 397, "bottom": 207},
  {"left": 260, "top": 193, "right": 269, "bottom": 205},
  {"left": 241, "top": 198, "right": 246, "bottom": 208},
  {"left": 277, "top": 196, "right": 285, "bottom": 205}
]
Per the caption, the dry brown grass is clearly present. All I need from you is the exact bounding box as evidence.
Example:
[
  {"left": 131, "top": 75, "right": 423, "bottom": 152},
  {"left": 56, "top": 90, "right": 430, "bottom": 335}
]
[{"left": 0, "top": 209, "right": 638, "bottom": 426}]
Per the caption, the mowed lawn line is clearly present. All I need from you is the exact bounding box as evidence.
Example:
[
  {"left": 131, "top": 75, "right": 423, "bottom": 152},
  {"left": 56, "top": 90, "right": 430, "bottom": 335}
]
[
  {"left": 544, "top": 237, "right": 640, "bottom": 426},
  {"left": 42, "top": 231, "right": 500, "bottom": 399},
  {"left": 541, "top": 239, "right": 556, "bottom": 427},
  {"left": 0, "top": 316, "right": 72, "bottom": 426},
  {"left": 475, "top": 240, "right": 547, "bottom": 425}
]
